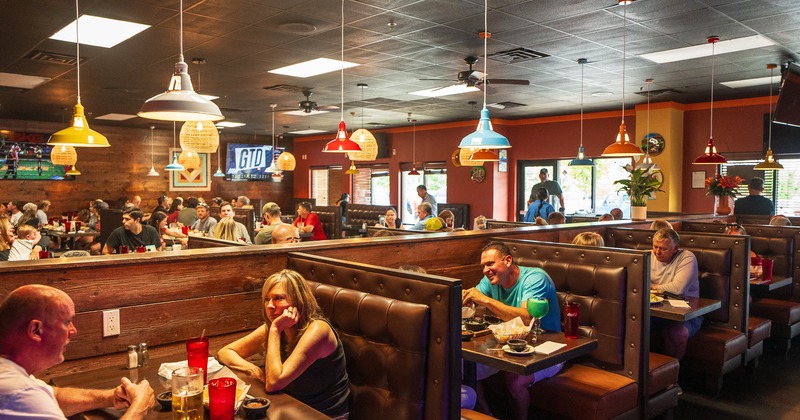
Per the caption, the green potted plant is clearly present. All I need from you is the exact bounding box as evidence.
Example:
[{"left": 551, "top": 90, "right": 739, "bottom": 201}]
[{"left": 613, "top": 164, "right": 664, "bottom": 220}]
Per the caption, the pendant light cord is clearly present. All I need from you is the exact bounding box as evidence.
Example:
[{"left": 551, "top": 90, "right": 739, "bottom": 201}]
[
  {"left": 412, "top": 117, "right": 416, "bottom": 166},
  {"left": 179, "top": 0, "right": 184, "bottom": 62},
  {"left": 482, "top": 0, "right": 488, "bottom": 108},
  {"left": 340, "top": 0, "right": 345, "bottom": 122},
  {"left": 172, "top": 122, "right": 177, "bottom": 160},
  {"left": 579, "top": 61, "right": 584, "bottom": 147},
  {"left": 360, "top": 85, "right": 365, "bottom": 129},
  {"left": 75, "top": 0, "right": 81, "bottom": 104},
  {"left": 150, "top": 126, "right": 155, "bottom": 166},
  {"left": 768, "top": 65, "right": 774, "bottom": 149},
  {"left": 710, "top": 40, "right": 715, "bottom": 140},
  {"left": 620, "top": 1, "right": 626, "bottom": 124}
]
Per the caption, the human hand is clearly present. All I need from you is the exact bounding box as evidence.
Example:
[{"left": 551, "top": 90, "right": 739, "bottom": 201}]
[
  {"left": 29, "top": 246, "right": 42, "bottom": 260},
  {"left": 559, "top": 207, "right": 565, "bottom": 213},
  {"left": 272, "top": 306, "right": 299, "bottom": 332},
  {"left": 462, "top": 288, "right": 489, "bottom": 306},
  {"left": 113, "top": 377, "right": 155, "bottom": 414}
]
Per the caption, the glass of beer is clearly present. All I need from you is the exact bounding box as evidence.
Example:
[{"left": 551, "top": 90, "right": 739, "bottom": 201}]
[{"left": 172, "top": 366, "right": 203, "bottom": 420}]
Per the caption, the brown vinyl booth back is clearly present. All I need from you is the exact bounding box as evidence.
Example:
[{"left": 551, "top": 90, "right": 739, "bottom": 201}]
[
  {"left": 233, "top": 208, "right": 255, "bottom": 242},
  {"left": 607, "top": 228, "right": 749, "bottom": 332},
  {"left": 98, "top": 208, "right": 122, "bottom": 249},
  {"left": 498, "top": 238, "right": 650, "bottom": 416},
  {"left": 486, "top": 219, "right": 532, "bottom": 229},
  {"left": 312, "top": 205, "right": 342, "bottom": 239},
  {"left": 287, "top": 252, "right": 460, "bottom": 420},
  {"left": 437, "top": 203, "right": 469, "bottom": 229},
  {"left": 736, "top": 214, "right": 800, "bottom": 226},
  {"left": 187, "top": 235, "right": 248, "bottom": 249},
  {"left": 366, "top": 227, "right": 437, "bottom": 237},
  {"left": 346, "top": 204, "right": 396, "bottom": 228}
]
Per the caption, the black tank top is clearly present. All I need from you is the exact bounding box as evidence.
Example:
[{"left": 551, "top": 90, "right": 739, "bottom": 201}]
[{"left": 280, "top": 318, "right": 350, "bottom": 416}]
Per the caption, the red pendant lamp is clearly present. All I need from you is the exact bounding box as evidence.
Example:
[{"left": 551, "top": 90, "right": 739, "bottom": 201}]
[{"left": 693, "top": 36, "right": 727, "bottom": 165}]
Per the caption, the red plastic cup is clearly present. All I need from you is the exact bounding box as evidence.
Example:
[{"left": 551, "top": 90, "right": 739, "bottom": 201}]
[
  {"left": 64, "top": 221, "right": 72, "bottom": 232},
  {"left": 119, "top": 245, "right": 130, "bottom": 254},
  {"left": 38, "top": 250, "right": 49, "bottom": 259},
  {"left": 564, "top": 302, "right": 580, "bottom": 339},
  {"left": 74, "top": 221, "right": 81, "bottom": 230},
  {"left": 181, "top": 225, "right": 189, "bottom": 235},
  {"left": 186, "top": 337, "right": 209, "bottom": 384},
  {"left": 135, "top": 245, "right": 146, "bottom": 253},
  {"left": 208, "top": 377, "right": 237, "bottom": 420},
  {"left": 762, "top": 258, "right": 774, "bottom": 281}
]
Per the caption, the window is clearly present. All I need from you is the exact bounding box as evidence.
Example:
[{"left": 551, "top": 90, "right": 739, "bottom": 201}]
[
  {"left": 350, "top": 166, "right": 391, "bottom": 205},
  {"left": 311, "top": 167, "right": 342, "bottom": 206},
  {"left": 400, "top": 163, "right": 447, "bottom": 224}
]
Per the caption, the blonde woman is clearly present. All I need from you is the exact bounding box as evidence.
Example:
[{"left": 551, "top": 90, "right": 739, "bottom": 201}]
[
  {"left": 571, "top": 232, "right": 605, "bottom": 247},
  {"left": 0, "top": 217, "right": 14, "bottom": 261},
  {"left": 212, "top": 218, "right": 242, "bottom": 243},
  {"left": 650, "top": 219, "right": 673, "bottom": 231},
  {"left": 218, "top": 269, "right": 349, "bottom": 418}
]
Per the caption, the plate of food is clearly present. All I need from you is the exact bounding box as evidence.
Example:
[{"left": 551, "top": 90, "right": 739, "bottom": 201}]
[{"left": 650, "top": 294, "right": 664, "bottom": 304}]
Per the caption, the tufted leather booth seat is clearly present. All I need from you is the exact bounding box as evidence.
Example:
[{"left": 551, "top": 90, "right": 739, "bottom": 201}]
[
  {"left": 233, "top": 208, "right": 255, "bottom": 242},
  {"left": 287, "top": 252, "right": 460, "bottom": 420},
  {"left": 607, "top": 228, "right": 750, "bottom": 393},
  {"left": 346, "top": 204, "right": 396, "bottom": 228},
  {"left": 500, "top": 238, "right": 659, "bottom": 419},
  {"left": 312, "top": 205, "right": 342, "bottom": 239}
]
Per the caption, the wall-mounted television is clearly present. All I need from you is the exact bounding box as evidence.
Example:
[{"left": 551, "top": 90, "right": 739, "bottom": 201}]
[
  {"left": 773, "top": 62, "right": 800, "bottom": 128},
  {"left": 764, "top": 113, "right": 800, "bottom": 156},
  {"left": 224, "top": 143, "right": 283, "bottom": 181}
]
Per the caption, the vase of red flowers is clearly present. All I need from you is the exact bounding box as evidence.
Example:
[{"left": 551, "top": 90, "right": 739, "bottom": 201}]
[{"left": 705, "top": 174, "right": 744, "bottom": 215}]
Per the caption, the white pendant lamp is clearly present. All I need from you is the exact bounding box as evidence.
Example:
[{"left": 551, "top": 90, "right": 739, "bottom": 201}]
[
  {"left": 754, "top": 63, "right": 783, "bottom": 171},
  {"left": 637, "top": 79, "right": 659, "bottom": 170},
  {"left": 48, "top": 0, "right": 109, "bottom": 149},
  {"left": 213, "top": 129, "right": 226, "bottom": 177},
  {"left": 147, "top": 126, "right": 160, "bottom": 176},
  {"left": 569, "top": 58, "right": 594, "bottom": 166},
  {"left": 458, "top": 0, "right": 511, "bottom": 151},
  {"left": 138, "top": 0, "right": 223, "bottom": 122},
  {"left": 265, "top": 104, "right": 281, "bottom": 173},
  {"left": 409, "top": 117, "right": 420, "bottom": 175}
]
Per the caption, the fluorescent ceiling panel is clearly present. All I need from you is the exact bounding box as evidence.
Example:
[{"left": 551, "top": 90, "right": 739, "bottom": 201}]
[
  {"left": 0, "top": 73, "right": 50, "bottom": 89},
  {"left": 95, "top": 113, "right": 137, "bottom": 121},
  {"left": 268, "top": 58, "right": 359, "bottom": 78},
  {"left": 283, "top": 110, "right": 330, "bottom": 116},
  {"left": 409, "top": 85, "right": 479, "bottom": 97},
  {"left": 720, "top": 75, "right": 779, "bottom": 89},
  {"left": 640, "top": 35, "right": 775, "bottom": 64},
  {"left": 50, "top": 15, "right": 150, "bottom": 48},
  {"left": 215, "top": 121, "right": 246, "bottom": 127},
  {"left": 289, "top": 129, "right": 327, "bottom": 134}
]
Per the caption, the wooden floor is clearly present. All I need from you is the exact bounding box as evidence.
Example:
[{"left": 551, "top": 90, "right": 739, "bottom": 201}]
[{"left": 674, "top": 342, "right": 800, "bottom": 419}]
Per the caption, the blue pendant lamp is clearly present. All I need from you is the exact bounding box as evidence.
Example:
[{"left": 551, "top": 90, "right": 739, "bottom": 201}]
[
  {"left": 165, "top": 122, "right": 185, "bottom": 171},
  {"left": 569, "top": 58, "right": 594, "bottom": 166},
  {"left": 458, "top": 0, "right": 511, "bottom": 152}
]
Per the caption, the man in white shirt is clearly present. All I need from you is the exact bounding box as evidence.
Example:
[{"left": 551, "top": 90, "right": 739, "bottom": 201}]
[
  {"left": 219, "top": 202, "right": 252, "bottom": 244},
  {"left": 7, "top": 201, "right": 22, "bottom": 226},
  {"left": 0, "top": 285, "right": 155, "bottom": 419}
]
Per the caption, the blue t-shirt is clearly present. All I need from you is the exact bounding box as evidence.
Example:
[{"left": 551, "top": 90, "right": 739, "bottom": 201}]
[
  {"left": 524, "top": 200, "right": 555, "bottom": 222},
  {"left": 476, "top": 266, "right": 561, "bottom": 332}
]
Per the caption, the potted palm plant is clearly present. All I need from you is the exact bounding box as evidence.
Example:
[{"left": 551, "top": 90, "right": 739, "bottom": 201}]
[{"left": 613, "top": 164, "right": 664, "bottom": 220}]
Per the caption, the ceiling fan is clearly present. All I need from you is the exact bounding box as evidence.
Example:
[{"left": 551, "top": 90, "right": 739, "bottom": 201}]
[
  {"left": 297, "top": 89, "right": 339, "bottom": 113},
  {"left": 422, "top": 56, "right": 530, "bottom": 89}
]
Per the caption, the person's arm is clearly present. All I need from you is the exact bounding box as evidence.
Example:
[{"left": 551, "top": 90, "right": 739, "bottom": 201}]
[
  {"left": 53, "top": 378, "right": 154, "bottom": 419},
  {"left": 462, "top": 287, "right": 531, "bottom": 323},
  {"left": 556, "top": 193, "right": 565, "bottom": 212},
  {"left": 264, "top": 314, "right": 336, "bottom": 393},
  {"left": 653, "top": 252, "right": 699, "bottom": 296},
  {"left": 218, "top": 325, "right": 267, "bottom": 382}
]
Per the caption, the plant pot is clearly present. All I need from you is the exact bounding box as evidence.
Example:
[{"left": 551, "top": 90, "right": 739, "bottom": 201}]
[
  {"left": 714, "top": 195, "right": 732, "bottom": 216},
  {"left": 631, "top": 205, "right": 647, "bottom": 221}
]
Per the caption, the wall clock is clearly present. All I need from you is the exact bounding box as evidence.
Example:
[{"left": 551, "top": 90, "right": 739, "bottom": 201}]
[
  {"left": 470, "top": 166, "right": 486, "bottom": 183},
  {"left": 451, "top": 149, "right": 462, "bottom": 167},
  {"left": 641, "top": 133, "right": 666, "bottom": 156}
]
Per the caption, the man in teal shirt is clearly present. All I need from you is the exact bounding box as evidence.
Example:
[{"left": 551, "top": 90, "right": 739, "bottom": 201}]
[{"left": 462, "top": 241, "right": 562, "bottom": 420}]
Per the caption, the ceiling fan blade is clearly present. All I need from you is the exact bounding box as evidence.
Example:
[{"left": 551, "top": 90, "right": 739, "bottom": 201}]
[
  {"left": 484, "top": 79, "right": 530, "bottom": 86},
  {"left": 469, "top": 71, "right": 486, "bottom": 80},
  {"left": 420, "top": 78, "right": 457, "bottom": 82},
  {"left": 317, "top": 105, "right": 340, "bottom": 111}
]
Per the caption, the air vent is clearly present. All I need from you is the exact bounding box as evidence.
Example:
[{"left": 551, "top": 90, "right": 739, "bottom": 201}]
[
  {"left": 488, "top": 48, "right": 550, "bottom": 64},
  {"left": 366, "top": 122, "right": 388, "bottom": 126},
  {"left": 488, "top": 102, "right": 526, "bottom": 109},
  {"left": 219, "top": 107, "right": 246, "bottom": 114},
  {"left": 262, "top": 84, "right": 304, "bottom": 93},
  {"left": 25, "top": 50, "right": 82, "bottom": 65},
  {"left": 634, "top": 88, "right": 682, "bottom": 97}
]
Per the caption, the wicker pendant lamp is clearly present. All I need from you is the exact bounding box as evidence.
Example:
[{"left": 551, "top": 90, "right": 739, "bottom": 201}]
[
  {"left": 178, "top": 150, "right": 200, "bottom": 170},
  {"left": 348, "top": 84, "right": 379, "bottom": 161},
  {"left": 459, "top": 147, "right": 484, "bottom": 167},
  {"left": 50, "top": 145, "right": 78, "bottom": 166},
  {"left": 180, "top": 120, "right": 219, "bottom": 153}
]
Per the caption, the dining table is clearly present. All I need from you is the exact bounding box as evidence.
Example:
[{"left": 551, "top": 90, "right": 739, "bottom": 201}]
[
  {"left": 749, "top": 275, "right": 792, "bottom": 295},
  {"left": 461, "top": 331, "right": 598, "bottom": 389},
  {"left": 649, "top": 297, "right": 722, "bottom": 322},
  {"left": 45, "top": 228, "right": 96, "bottom": 250},
  {"left": 51, "top": 353, "right": 330, "bottom": 419}
]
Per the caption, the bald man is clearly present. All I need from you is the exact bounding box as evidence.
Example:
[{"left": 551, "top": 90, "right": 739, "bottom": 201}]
[
  {"left": 271, "top": 223, "right": 300, "bottom": 244},
  {"left": 0, "top": 285, "right": 155, "bottom": 419}
]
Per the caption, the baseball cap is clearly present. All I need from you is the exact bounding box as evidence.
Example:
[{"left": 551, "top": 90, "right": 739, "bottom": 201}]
[
  {"left": 424, "top": 217, "right": 444, "bottom": 231},
  {"left": 539, "top": 168, "right": 548, "bottom": 174}
]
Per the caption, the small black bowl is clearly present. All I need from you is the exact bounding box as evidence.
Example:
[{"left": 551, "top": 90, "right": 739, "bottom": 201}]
[
  {"left": 484, "top": 315, "right": 502, "bottom": 325},
  {"left": 156, "top": 391, "right": 172, "bottom": 411},
  {"left": 461, "top": 330, "right": 475, "bottom": 341},
  {"left": 507, "top": 338, "right": 528, "bottom": 352},
  {"left": 464, "top": 319, "right": 487, "bottom": 332},
  {"left": 242, "top": 397, "right": 270, "bottom": 418}
]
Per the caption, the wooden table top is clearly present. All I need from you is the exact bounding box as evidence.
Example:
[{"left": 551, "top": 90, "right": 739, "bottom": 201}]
[
  {"left": 45, "top": 229, "right": 96, "bottom": 238},
  {"left": 461, "top": 331, "right": 598, "bottom": 376},
  {"left": 51, "top": 354, "right": 329, "bottom": 419},
  {"left": 650, "top": 297, "right": 721, "bottom": 322},
  {"left": 750, "top": 276, "right": 792, "bottom": 293}
]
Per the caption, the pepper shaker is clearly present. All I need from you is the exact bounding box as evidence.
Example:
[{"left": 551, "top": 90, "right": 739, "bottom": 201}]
[{"left": 137, "top": 343, "right": 149, "bottom": 367}]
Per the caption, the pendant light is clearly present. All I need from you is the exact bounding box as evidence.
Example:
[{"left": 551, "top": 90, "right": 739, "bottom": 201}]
[
  {"left": 754, "top": 63, "right": 783, "bottom": 170},
  {"left": 637, "top": 79, "right": 659, "bottom": 170},
  {"left": 165, "top": 122, "right": 185, "bottom": 171},
  {"left": 470, "top": 149, "right": 499, "bottom": 162},
  {"left": 48, "top": 0, "right": 109, "bottom": 148},
  {"left": 138, "top": 0, "right": 223, "bottom": 122},
  {"left": 322, "top": 0, "right": 362, "bottom": 153},
  {"left": 569, "top": 58, "right": 594, "bottom": 166},
  {"left": 348, "top": 83, "right": 379, "bottom": 161},
  {"left": 213, "top": 129, "right": 226, "bottom": 177},
  {"left": 409, "top": 117, "right": 420, "bottom": 176},
  {"left": 276, "top": 120, "right": 296, "bottom": 171},
  {"left": 147, "top": 126, "right": 160, "bottom": 176},
  {"left": 345, "top": 161, "right": 359, "bottom": 175},
  {"left": 50, "top": 145, "right": 78, "bottom": 166},
  {"left": 265, "top": 105, "right": 281, "bottom": 174},
  {"left": 65, "top": 165, "right": 81, "bottom": 176},
  {"left": 693, "top": 36, "right": 727, "bottom": 164},
  {"left": 457, "top": 0, "right": 511, "bottom": 151},
  {"left": 180, "top": 120, "right": 219, "bottom": 153},
  {"left": 602, "top": 0, "right": 643, "bottom": 157},
  {"left": 178, "top": 150, "right": 200, "bottom": 170}
]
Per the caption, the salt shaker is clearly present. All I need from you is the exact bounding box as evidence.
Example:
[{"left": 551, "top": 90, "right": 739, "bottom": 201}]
[
  {"left": 137, "top": 343, "right": 149, "bottom": 367},
  {"left": 126, "top": 345, "right": 138, "bottom": 369}
]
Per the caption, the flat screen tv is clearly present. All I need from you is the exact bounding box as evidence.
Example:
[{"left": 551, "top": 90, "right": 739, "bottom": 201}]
[
  {"left": 773, "top": 62, "right": 800, "bottom": 128},
  {"left": 224, "top": 143, "right": 283, "bottom": 181},
  {"left": 764, "top": 113, "right": 800, "bottom": 156}
]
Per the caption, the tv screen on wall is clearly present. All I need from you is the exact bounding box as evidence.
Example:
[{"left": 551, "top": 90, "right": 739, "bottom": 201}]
[
  {"left": 224, "top": 143, "right": 283, "bottom": 181},
  {"left": 764, "top": 114, "right": 800, "bottom": 156},
  {"left": 773, "top": 62, "right": 800, "bottom": 128}
]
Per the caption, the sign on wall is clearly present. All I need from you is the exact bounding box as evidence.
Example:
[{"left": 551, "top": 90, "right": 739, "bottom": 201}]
[{"left": 169, "top": 148, "right": 211, "bottom": 191}]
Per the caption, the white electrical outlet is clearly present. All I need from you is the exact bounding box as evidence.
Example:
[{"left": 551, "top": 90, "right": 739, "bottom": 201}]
[{"left": 102, "top": 309, "right": 120, "bottom": 337}]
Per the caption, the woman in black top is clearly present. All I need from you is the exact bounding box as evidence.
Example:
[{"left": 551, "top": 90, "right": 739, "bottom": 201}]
[{"left": 335, "top": 193, "right": 349, "bottom": 225}]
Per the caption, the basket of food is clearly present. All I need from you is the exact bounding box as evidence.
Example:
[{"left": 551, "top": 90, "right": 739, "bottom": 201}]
[{"left": 488, "top": 317, "right": 532, "bottom": 344}]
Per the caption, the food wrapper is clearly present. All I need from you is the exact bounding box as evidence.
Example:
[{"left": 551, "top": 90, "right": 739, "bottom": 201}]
[
  {"left": 461, "top": 305, "right": 476, "bottom": 319},
  {"left": 488, "top": 317, "right": 532, "bottom": 343}
]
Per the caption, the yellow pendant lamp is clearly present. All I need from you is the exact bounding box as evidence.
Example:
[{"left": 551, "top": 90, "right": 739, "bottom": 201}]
[{"left": 754, "top": 63, "right": 783, "bottom": 171}]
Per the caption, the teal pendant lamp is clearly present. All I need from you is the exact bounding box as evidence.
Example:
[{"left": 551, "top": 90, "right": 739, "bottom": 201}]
[
  {"left": 569, "top": 58, "right": 594, "bottom": 166},
  {"left": 458, "top": 0, "right": 511, "bottom": 151},
  {"left": 165, "top": 122, "right": 185, "bottom": 171}
]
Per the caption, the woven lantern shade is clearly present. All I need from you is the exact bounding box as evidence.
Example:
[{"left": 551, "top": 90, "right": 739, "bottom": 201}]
[
  {"left": 180, "top": 121, "right": 219, "bottom": 153},
  {"left": 50, "top": 145, "right": 78, "bottom": 166},
  {"left": 347, "top": 128, "right": 378, "bottom": 161},
  {"left": 277, "top": 151, "right": 296, "bottom": 171},
  {"left": 459, "top": 147, "right": 484, "bottom": 167},
  {"left": 178, "top": 150, "right": 201, "bottom": 170}
]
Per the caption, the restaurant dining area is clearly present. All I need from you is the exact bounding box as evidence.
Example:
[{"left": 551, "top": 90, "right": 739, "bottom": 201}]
[{"left": 3, "top": 0, "right": 800, "bottom": 419}]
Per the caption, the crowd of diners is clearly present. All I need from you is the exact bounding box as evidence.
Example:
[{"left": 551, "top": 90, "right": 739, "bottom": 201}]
[{"left": 0, "top": 174, "right": 796, "bottom": 418}]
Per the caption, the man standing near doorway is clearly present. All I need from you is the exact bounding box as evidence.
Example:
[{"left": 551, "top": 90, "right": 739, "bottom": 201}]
[
  {"left": 416, "top": 185, "right": 437, "bottom": 216},
  {"left": 528, "top": 168, "right": 565, "bottom": 213},
  {"left": 734, "top": 177, "right": 774, "bottom": 215}
]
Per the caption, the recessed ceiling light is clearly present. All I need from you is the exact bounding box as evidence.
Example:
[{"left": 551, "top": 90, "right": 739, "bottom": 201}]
[
  {"left": 283, "top": 110, "right": 330, "bottom": 116},
  {"left": 720, "top": 75, "right": 779, "bottom": 89},
  {"left": 50, "top": 15, "right": 150, "bottom": 48},
  {"left": 640, "top": 35, "right": 775, "bottom": 64},
  {"left": 268, "top": 58, "right": 359, "bottom": 78},
  {"left": 0, "top": 72, "right": 50, "bottom": 89},
  {"left": 95, "top": 113, "right": 137, "bottom": 121},
  {"left": 289, "top": 129, "right": 327, "bottom": 134},
  {"left": 215, "top": 121, "right": 246, "bottom": 128},
  {"left": 591, "top": 91, "right": 614, "bottom": 97},
  {"left": 409, "top": 85, "right": 480, "bottom": 97}
]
